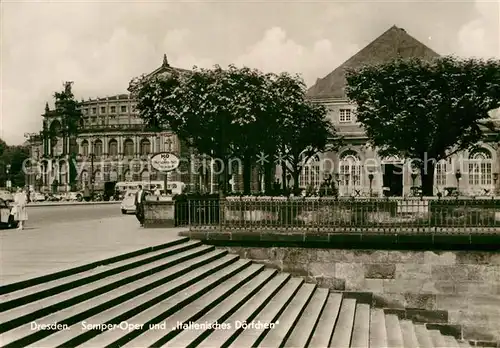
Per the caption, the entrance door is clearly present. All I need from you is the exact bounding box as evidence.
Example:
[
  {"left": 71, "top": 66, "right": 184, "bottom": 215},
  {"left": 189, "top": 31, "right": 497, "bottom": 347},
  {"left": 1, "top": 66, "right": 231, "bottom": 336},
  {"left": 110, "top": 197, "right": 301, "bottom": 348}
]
[{"left": 383, "top": 164, "right": 403, "bottom": 196}]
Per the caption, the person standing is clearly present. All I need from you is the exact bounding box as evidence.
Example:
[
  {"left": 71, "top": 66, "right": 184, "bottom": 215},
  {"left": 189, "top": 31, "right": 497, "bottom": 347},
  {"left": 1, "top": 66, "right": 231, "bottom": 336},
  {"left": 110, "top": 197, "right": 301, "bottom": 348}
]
[
  {"left": 13, "top": 187, "right": 28, "bottom": 230},
  {"left": 134, "top": 185, "right": 146, "bottom": 227}
]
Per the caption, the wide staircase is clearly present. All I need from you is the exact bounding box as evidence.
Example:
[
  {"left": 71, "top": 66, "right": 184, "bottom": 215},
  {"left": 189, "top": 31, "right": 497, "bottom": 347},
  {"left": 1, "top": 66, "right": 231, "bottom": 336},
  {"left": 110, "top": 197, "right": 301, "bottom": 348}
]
[{"left": 0, "top": 237, "right": 476, "bottom": 347}]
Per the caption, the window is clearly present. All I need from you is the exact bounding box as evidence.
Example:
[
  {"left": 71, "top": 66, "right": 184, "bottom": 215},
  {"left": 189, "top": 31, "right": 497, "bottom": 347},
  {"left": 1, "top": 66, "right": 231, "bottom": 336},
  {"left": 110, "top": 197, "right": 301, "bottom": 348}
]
[
  {"left": 110, "top": 106, "right": 116, "bottom": 113},
  {"left": 468, "top": 149, "right": 492, "bottom": 186},
  {"left": 81, "top": 140, "right": 89, "bottom": 156},
  {"left": 436, "top": 161, "right": 447, "bottom": 186},
  {"left": 140, "top": 139, "right": 151, "bottom": 155},
  {"left": 100, "top": 107, "right": 106, "bottom": 114},
  {"left": 121, "top": 105, "right": 127, "bottom": 113},
  {"left": 83, "top": 109, "right": 88, "bottom": 115},
  {"left": 124, "top": 139, "right": 134, "bottom": 156},
  {"left": 91, "top": 117, "right": 97, "bottom": 123},
  {"left": 108, "top": 139, "right": 118, "bottom": 156},
  {"left": 93, "top": 140, "right": 103, "bottom": 156},
  {"left": 300, "top": 165, "right": 321, "bottom": 188},
  {"left": 340, "top": 152, "right": 361, "bottom": 187},
  {"left": 339, "top": 109, "right": 352, "bottom": 123},
  {"left": 92, "top": 107, "right": 97, "bottom": 114}
]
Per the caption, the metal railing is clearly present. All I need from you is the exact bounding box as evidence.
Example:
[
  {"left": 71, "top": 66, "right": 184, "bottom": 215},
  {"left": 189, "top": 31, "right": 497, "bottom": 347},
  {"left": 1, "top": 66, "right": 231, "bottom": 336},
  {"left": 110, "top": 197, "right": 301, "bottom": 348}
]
[{"left": 175, "top": 197, "right": 500, "bottom": 234}]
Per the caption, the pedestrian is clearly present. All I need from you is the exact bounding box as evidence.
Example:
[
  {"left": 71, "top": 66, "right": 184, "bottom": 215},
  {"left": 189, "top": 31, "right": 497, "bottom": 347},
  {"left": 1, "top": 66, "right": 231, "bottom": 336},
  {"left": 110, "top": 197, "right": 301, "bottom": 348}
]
[
  {"left": 134, "top": 185, "right": 146, "bottom": 227},
  {"left": 13, "top": 187, "right": 28, "bottom": 230},
  {"left": 154, "top": 185, "right": 161, "bottom": 196}
]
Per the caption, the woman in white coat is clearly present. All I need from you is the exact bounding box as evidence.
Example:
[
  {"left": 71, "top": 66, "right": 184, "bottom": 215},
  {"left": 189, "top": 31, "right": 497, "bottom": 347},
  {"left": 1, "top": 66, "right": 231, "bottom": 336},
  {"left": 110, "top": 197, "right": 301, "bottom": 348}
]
[{"left": 13, "top": 187, "right": 28, "bottom": 230}]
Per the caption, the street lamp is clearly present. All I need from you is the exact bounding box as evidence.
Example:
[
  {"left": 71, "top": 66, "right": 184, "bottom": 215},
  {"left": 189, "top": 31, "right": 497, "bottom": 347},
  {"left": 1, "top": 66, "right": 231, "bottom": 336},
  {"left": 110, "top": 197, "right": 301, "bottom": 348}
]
[
  {"left": 6, "top": 164, "right": 11, "bottom": 192},
  {"left": 368, "top": 173, "right": 374, "bottom": 197},
  {"left": 455, "top": 169, "right": 462, "bottom": 195},
  {"left": 493, "top": 173, "right": 498, "bottom": 194},
  {"left": 90, "top": 138, "right": 96, "bottom": 201}
]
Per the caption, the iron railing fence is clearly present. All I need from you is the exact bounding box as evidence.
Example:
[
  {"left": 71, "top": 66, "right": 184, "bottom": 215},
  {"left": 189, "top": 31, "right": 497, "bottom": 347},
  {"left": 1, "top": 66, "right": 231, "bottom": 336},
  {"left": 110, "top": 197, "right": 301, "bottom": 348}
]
[{"left": 174, "top": 197, "right": 500, "bottom": 234}]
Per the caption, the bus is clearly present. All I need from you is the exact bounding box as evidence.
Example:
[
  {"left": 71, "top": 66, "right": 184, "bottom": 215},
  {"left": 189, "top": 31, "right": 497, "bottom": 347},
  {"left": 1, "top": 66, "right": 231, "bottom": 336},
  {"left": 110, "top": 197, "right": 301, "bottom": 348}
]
[{"left": 115, "top": 181, "right": 185, "bottom": 196}]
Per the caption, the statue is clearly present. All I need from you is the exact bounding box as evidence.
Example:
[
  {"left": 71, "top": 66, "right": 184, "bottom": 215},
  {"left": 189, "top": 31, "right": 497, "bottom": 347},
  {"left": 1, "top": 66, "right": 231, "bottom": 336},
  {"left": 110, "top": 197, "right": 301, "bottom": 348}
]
[
  {"left": 162, "top": 54, "right": 169, "bottom": 67},
  {"left": 64, "top": 81, "right": 74, "bottom": 95}
]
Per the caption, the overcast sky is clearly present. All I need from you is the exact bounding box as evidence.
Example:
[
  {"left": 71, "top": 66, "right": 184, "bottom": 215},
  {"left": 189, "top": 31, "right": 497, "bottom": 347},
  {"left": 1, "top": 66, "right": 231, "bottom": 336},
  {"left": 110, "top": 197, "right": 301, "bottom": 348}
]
[{"left": 1, "top": 0, "right": 499, "bottom": 145}]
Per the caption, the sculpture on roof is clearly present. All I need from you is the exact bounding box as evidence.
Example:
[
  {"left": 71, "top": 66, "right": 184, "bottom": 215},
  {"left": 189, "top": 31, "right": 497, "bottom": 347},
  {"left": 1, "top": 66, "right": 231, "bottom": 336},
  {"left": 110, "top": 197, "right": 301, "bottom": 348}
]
[
  {"left": 162, "top": 54, "right": 169, "bottom": 67},
  {"left": 64, "top": 81, "right": 74, "bottom": 95}
]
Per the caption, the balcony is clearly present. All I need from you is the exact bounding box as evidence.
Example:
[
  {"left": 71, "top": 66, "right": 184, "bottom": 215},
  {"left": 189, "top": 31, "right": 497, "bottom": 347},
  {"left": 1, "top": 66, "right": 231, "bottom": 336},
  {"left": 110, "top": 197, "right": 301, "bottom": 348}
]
[{"left": 79, "top": 124, "right": 160, "bottom": 133}]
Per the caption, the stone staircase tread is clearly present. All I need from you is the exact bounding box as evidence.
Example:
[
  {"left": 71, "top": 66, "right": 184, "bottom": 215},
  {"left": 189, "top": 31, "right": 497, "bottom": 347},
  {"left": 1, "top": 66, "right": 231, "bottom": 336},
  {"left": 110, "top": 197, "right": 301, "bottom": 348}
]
[
  {"left": 400, "top": 319, "right": 419, "bottom": 348},
  {"left": 1, "top": 248, "right": 229, "bottom": 345},
  {"left": 350, "top": 303, "right": 370, "bottom": 348},
  {"left": 386, "top": 314, "right": 405, "bottom": 348},
  {"left": 369, "top": 309, "right": 388, "bottom": 348},
  {"left": 307, "top": 292, "right": 343, "bottom": 348},
  {"left": 195, "top": 273, "right": 292, "bottom": 348},
  {"left": 430, "top": 329, "right": 447, "bottom": 348},
  {"left": 444, "top": 335, "right": 460, "bottom": 348},
  {"left": 415, "top": 324, "right": 435, "bottom": 348},
  {"left": 244, "top": 282, "right": 316, "bottom": 348},
  {"left": 119, "top": 264, "right": 266, "bottom": 348},
  {"left": 283, "top": 288, "right": 329, "bottom": 348},
  {"left": 330, "top": 298, "right": 357, "bottom": 348},
  {"left": 0, "top": 244, "right": 215, "bottom": 328},
  {"left": 0, "top": 240, "right": 201, "bottom": 306},
  {"left": 29, "top": 254, "right": 242, "bottom": 348},
  {"left": 75, "top": 257, "right": 249, "bottom": 348},
  {"left": 225, "top": 277, "right": 304, "bottom": 348},
  {"left": 164, "top": 269, "right": 280, "bottom": 348}
]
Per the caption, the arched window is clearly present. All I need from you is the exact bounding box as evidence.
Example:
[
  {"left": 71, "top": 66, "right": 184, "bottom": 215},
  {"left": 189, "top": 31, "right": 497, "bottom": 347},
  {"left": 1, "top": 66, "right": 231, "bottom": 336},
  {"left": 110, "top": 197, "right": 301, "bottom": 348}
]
[
  {"left": 124, "top": 170, "right": 132, "bottom": 182},
  {"left": 140, "top": 139, "right": 151, "bottom": 156},
  {"left": 94, "top": 170, "right": 102, "bottom": 183},
  {"left": 124, "top": 139, "right": 134, "bottom": 156},
  {"left": 435, "top": 160, "right": 447, "bottom": 186},
  {"left": 59, "top": 161, "right": 68, "bottom": 185},
  {"left": 468, "top": 148, "right": 492, "bottom": 186},
  {"left": 81, "top": 170, "right": 88, "bottom": 183},
  {"left": 81, "top": 140, "right": 89, "bottom": 156},
  {"left": 300, "top": 162, "right": 321, "bottom": 189},
  {"left": 93, "top": 139, "right": 103, "bottom": 156},
  {"left": 340, "top": 151, "right": 361, "bottom": 187},
  {"left": 110, "top": 169, "right": 118, "bottom": 182},
  {"left": 108, "top": 139, "right": 118, "bottom": 156}
]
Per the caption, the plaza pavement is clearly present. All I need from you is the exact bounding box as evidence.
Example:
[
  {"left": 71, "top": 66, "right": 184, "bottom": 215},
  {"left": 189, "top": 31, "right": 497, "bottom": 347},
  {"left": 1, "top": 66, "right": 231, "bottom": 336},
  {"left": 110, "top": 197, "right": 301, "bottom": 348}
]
[{"left": 0, "top": 215, "right": 187, "bottom": 285}]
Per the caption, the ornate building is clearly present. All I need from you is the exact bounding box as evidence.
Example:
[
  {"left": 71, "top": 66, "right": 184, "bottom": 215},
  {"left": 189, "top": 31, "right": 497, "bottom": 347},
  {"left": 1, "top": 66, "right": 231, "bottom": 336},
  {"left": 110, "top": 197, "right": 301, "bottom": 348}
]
[
  {"left": 304, "top": 25, "right": 500, "bottom": 197},
  {"left": 25, "top": 55, "right": 258, "bottom": 194}
]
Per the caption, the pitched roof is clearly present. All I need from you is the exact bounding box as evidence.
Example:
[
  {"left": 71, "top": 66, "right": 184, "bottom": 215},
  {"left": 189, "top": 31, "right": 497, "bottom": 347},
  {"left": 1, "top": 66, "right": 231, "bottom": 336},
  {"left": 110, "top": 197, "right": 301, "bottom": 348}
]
[{"left": 306, "top": 25, "right": 440, "bottom": 99}]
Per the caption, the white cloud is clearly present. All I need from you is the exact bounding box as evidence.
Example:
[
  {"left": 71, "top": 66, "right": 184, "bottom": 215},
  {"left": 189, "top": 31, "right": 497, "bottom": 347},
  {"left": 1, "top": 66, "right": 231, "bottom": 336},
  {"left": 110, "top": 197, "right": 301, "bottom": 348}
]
[
  {"left": 234, "top": 27, "right": 359, "bottom": 85},
  {"left": 457, "top": 0, "right": 499, "bottom": 58}
]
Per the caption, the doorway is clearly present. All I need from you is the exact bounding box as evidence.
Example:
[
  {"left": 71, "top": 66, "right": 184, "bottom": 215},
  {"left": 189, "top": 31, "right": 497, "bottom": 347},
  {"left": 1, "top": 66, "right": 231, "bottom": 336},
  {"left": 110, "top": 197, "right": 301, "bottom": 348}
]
[{"left": 383, "top": 164, "right": 403, "bottom": 196}]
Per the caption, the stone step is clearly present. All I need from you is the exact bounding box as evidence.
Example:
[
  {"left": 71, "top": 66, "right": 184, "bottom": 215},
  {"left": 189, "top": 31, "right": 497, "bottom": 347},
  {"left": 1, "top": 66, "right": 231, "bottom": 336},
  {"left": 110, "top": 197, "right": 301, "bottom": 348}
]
[
  {"left": 0, "top": 238, "right": 469, "bottom": 348},
  {"left": 257, "top": 283, "right": 316, "bottom": 347},
  {"left": 350, "top": 303, "right": 370, "bottom": 348},
  {"left": 415, "top": 324, "right": 435, "bottom": 348},
  {"left": 307, "top": 292, "right": 343, "bottom": 347},
  {"left": 370, "top": 308, "right": 388, "bottom": 348},
  {"left": 400, "top": 319, "right": 419, "bottom": 348},
  {"left": 35, "top": 255, "right": 246, "bottom": 348},
  {"left": 0, "top": 239, "right": 200, "bottom": 308},
  {"left": 283, "top": 287, "right": 329, "bottom": 347},
  {"left": 386, "top": 314, "right": 405, "bottom": 348},
  {"left": 0, "top": 245, "right": 218, "bottom": 334},
  {"left": 330, "top": 298, "right": 357, "bottom": 348}
]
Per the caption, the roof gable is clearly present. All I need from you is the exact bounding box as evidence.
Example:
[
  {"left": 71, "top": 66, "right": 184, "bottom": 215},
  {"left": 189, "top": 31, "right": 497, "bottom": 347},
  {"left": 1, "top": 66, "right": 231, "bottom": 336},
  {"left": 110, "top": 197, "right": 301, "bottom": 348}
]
[{"left": 307, "top": 25, "right": 440, "bottom": 99}]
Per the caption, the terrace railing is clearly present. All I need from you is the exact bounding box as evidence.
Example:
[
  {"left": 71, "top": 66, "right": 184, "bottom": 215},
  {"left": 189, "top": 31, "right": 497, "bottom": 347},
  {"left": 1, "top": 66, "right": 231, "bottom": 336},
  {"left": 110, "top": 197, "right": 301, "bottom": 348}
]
[{"left": 175, "top": 197, "right": 500, "bottom": 234}]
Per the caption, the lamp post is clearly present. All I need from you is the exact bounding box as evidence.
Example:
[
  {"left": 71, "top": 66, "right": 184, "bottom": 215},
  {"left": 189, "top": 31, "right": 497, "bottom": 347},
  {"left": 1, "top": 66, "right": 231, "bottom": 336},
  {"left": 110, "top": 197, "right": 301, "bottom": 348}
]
[
  {"left": 90, "top": 139, "right": 96, "bottom": 201},
  {"left": 345, "top": 173, "right": 350, "bottom": 196},
  {"left": 6, "top": 164, "right": 11, "bottom": 192},
  {"left": 164, "top": 137, "right": 173, "bottom": 195},
  {"left": 368, "top": 173, "right": 374, "bottom": 197},
  {"left": 324, "top": 173, "right": 332, "bottom": 196},
  {"left": 493, "top": 173, "right": 498, "bottom": 195},
  {"left": 455, "top": 169, "right": 462, "bottom": 196},
  {"left": 411, "top": 172, "right": 418, "bottom": 196}
]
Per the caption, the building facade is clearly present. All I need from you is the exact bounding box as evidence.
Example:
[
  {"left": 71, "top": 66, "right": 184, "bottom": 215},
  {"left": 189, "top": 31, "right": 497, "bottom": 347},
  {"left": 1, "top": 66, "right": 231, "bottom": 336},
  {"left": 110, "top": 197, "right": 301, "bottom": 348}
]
[
  {"left": 25, "top": 55, "right": 257, "bottom": 194},
  {"left": 303, "top": 25, "right": 500, "bottom": 197}
]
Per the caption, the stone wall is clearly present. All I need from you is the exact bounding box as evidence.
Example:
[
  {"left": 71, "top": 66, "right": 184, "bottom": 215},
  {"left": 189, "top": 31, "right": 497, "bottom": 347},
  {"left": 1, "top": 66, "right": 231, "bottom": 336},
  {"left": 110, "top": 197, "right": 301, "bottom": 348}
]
[{"left": 217, "top": 246, "right": 500, "bottom": 341}]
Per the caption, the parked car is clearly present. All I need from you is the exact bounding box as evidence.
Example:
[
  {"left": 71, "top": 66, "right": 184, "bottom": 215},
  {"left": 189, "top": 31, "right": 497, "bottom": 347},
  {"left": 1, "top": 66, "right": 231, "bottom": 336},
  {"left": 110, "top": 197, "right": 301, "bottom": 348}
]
[
  {"left": 120, "top": 189, "right": 137, "bottom": 214},
  {"left": 0, "top": 198, "right": 18, "bottom": 229},
  {"left": 0, "top": 190, "right": 14, "bottom": 203},
  {"left": 45, "top": 193, "right": 60, "bottom": 202},
  {"left": 31, "top": 192, "right": 46, "bottom": 202},
  {"left": 65, "top": 192, "right": 83, "bottom": 201}
]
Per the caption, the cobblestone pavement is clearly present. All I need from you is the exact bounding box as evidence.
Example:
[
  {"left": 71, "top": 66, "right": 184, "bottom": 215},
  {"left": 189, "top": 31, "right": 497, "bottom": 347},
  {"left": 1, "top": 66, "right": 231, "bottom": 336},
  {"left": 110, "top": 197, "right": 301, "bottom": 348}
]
[{"left": 0, "top": 214, "right": 187, "bottom": 285}]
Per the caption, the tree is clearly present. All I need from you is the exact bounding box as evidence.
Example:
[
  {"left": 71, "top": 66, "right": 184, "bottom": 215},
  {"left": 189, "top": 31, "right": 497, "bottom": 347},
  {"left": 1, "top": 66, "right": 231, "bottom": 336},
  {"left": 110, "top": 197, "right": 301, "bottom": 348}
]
[
  {"left": 0, "top": 143, "right": 30, "bottom": 188},
  {"left": 346, "top": 56, "right": 500, "bottom": 196},
  {"left": 271, "top": 73, "right": 341, "bottom": 194}
]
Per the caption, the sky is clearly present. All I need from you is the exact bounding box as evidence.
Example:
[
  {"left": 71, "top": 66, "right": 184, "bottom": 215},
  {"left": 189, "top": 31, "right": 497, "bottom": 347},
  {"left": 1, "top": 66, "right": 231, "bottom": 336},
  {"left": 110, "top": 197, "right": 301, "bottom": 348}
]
[{"left": 1, "top": 0, "right": 499, "bottom": 146}]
